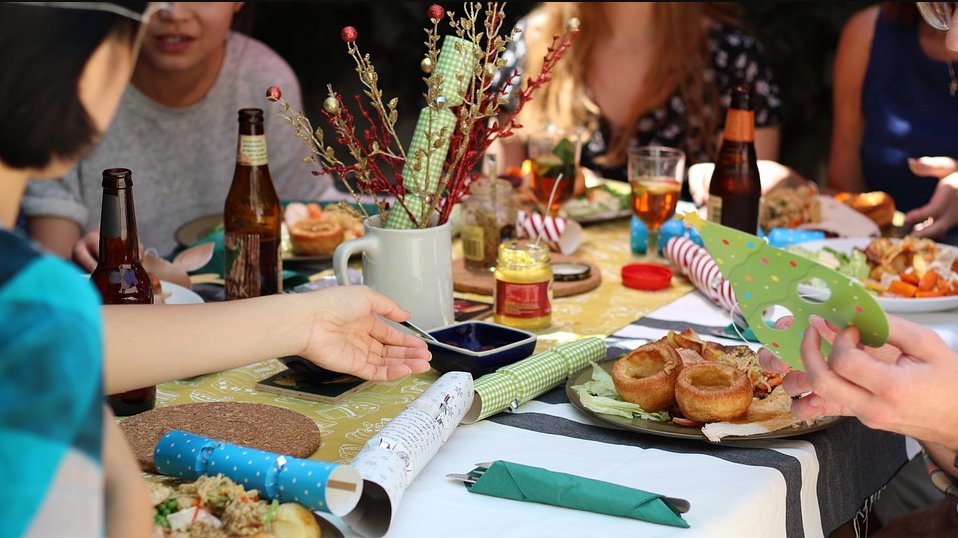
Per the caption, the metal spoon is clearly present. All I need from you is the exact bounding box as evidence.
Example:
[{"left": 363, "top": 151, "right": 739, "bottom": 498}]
[{"left": 400, "top": 320, "right": 439, "bottom": 342}]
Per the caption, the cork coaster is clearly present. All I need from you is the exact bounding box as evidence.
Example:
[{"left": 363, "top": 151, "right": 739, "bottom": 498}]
[
  {"left": 453, "top": 254, "right": 602, "bottom": 297},
  {"left": 120, "top": 402, "right": 321, "bottom": 472}
]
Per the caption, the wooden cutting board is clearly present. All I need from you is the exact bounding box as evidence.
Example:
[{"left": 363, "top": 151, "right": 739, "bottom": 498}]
[
  {"left": 120, "top": 402, "right": 321, "bottom": 472},
  {"left": 453, "top": 254, "right": 602, "bottom": 297}
]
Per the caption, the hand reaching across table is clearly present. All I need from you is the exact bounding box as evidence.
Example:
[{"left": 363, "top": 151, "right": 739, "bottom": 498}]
[
  {"left": 902, "top": 157, "right": 958, "bottom": 239},
  {"left": 297, "top": 285, "right": 433, "bottom": 381},
  {"left": 758, "top": 315, "right": 958, "bottom": 451}
]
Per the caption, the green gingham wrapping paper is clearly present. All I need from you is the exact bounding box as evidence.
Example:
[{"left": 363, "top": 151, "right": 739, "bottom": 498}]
[
  {"left": 385, "top": 192, "right": 426, "bottom": 229},
  {"left": 434, "top": 35, "right": 478, "bottom": 107},
  {"left": 399, "top": 106, "right": 457, "bottom": 197},
  {"left": 461, "top": 337, "right": 606, "bottom": 424}
]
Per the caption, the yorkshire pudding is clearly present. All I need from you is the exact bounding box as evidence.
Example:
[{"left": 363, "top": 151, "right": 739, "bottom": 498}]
[
  {"left": 675, "top": 362, "right": 752, "bottom": 423},
  {"left": 289, "top": 218, "right": 345, "bottom": 256},
  {"left": 611, "top": 341, "right": 682, "bottom": 412}
]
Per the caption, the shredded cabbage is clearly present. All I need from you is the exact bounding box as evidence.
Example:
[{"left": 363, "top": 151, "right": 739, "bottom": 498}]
[{"left": 572, "top": 362, "right": 671, "bottom": 422}]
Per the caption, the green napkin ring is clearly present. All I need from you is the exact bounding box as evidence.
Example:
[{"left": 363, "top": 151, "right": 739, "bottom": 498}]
[{"left": 462, "top": 461, "right": 690, "bottom": 529}]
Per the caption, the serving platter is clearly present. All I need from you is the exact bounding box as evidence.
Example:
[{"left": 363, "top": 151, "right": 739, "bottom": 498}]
[
  {"left": 565, "top": 360, "right": 843, "bottom": 443},
  {"left": 795, "top": 237, "right": 958, "bottom": 313}
]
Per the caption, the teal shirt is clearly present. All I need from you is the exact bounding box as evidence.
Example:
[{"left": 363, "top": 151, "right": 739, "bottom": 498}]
[{"left": 0, "top": 230, "right": 104, "bottom": 537}]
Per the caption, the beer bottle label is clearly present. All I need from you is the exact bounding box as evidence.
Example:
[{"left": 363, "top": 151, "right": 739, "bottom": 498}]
[
  {"left": 707, "top": 196, "right": 723, "bottom": 224},
  {"left": 461, "top": 225, "right": 484, "bottom": 261},
  {"left": 722, "top": 109, "right": 755, "bottom": 143},
  {"left": 225, "top": 232, "right": 264, "bottom": 299},
  {"left": 237, "top": 134, "right": 269, "bottom": 166}
]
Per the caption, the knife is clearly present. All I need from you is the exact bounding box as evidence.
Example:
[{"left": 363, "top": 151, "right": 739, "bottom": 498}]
[{"left": 630, "top": 317, "right": 758, "bottom": 343}]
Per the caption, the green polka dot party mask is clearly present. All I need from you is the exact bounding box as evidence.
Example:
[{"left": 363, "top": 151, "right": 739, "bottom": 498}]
[{"left": 682, "top": 212, "right": 888, "bottom": 370}]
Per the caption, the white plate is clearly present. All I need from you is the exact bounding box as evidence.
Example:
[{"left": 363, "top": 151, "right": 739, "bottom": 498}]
[
  {"left": 161, "top": 281, "right": 204, "bottom": 305},
  {"left": 794, "top": 238, "right": 958, "bottom": 313}
]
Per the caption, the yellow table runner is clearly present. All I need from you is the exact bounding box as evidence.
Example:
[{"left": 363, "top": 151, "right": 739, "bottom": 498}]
[{"left": 157, "top": 219, "right": 692, "bottom": 463}]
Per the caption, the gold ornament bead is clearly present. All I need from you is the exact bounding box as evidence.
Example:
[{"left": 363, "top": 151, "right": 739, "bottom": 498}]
[
  {"left": 484, "top": 63, "right": 496, "bottom": 78},
  {"left": 323, "top": 97, "right": 340, "bottom": 114},
  {"left": 421, "top": 57, "right": 434, "bottom": 74},
  {"left": 566, "top": 17, "right": 581, "bottom": 31}
]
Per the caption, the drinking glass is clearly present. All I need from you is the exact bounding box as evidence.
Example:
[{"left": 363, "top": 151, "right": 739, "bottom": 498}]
[
  {"left": 527, "top": 130, "right": 581, "bottom": 216},
  {"left": 628, "top": 146, "right": 686, "bottom": 261}
]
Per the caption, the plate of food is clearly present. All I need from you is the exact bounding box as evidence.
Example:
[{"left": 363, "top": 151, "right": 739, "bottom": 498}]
[
  {"left": 174, "top": 201, "right": 374, "bottom": 262},
  {"left": 149, "top": 474, "right": 340, "bottom": 538},
  {"left": 788, "top": 237, "right": 958, "bottom": 313},
  {"left": 561, "top": 177, "right": 631, "bottom": 224},
  {"left": 566, "top": 329, "right": 842, "bottom": 442}
]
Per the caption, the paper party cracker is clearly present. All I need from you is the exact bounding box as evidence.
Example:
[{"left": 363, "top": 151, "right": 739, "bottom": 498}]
[{"left": 682, "top": 212, "right": 888, "bottom": 370}]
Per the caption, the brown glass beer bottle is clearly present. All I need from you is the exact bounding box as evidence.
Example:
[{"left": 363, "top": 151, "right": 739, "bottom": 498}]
[
  {"left": 707, "top": 83, "right": 762, "bottom": 234},
  {"left": 224, "top": 108, "right": 281, "bottom": 299},
  {"left": 90, "top": 168, "right": 156, "bottom": 416}
]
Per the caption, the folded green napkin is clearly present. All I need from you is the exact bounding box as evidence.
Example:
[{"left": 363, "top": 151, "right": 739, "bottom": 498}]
[{"left": 465, "top": 461, "right": 689, "bottom": 528}]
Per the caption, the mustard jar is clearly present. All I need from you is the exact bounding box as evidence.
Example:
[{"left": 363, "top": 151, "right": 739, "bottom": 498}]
[
  {"left": 493, "top": 240, "right": 553, "bottom": 329},
  {"left": 460, "top": 154, "right": 517, "bottom": 271}
]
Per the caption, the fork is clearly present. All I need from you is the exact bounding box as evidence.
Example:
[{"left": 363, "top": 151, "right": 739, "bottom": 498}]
[{"left": 447, "top": 462, "right": 691, "bottom": 514}]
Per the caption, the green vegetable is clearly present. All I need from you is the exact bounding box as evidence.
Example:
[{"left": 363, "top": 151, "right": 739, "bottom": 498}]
[
  {"left": 153, "top": 498, "right": 178, "bottom": 528},
  {"left": 263, "top": 498, "right": 280, "bottom": 531},
  {"left": 572, "top": 362, "right": 671, "bottom": 422},
  {"left": 785, "top": 245, "right": 870, "bottom": 282}
]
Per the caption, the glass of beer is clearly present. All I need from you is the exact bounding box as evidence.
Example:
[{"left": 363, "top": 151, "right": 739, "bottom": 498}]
[
  {"left": 628, "top": 146, "right": 686, "bottom": 261},
  {"left": 528, "top": 130, "right": 581, "bottom": 216}
]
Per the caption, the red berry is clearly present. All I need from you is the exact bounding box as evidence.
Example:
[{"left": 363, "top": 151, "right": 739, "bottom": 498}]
[
  {"left": 427, "top": 4, "right": 444, "bottom": 20},
  {"left": 265, "top": 86, "right": 282, "bottom": 102},
  {"left": 341, "top": 26, "right": 358, "bottom": 43}
]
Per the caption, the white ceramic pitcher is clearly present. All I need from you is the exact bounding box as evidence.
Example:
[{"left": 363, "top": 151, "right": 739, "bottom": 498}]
[{"left": 333, "top": 214, "right": 454, "bottom": 330}]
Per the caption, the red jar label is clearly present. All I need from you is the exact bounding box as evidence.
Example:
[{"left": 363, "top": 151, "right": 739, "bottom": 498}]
[{"left": 495, "top": 280, "right": 551, "bottom": 318}]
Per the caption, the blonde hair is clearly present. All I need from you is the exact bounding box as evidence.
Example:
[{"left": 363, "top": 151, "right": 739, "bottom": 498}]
[{"left": 516, "top": 2, "right": 744, "bottom": 167}]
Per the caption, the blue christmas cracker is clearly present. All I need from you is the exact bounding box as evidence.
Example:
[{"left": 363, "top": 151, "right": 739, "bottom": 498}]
[
  {"left": 154, "top": 430, "right": 362, "bottom": 516},
  {"left": 683, "top": 212, "right": 888, "bottom": 370}
]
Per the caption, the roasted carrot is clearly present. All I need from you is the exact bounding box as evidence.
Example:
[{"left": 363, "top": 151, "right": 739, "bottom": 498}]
[
  {"left": 899, "top": 271, "right": 920, "bottom": 285},
  {"left": 916, "top": 290, "right": 944, "bottom": 298},
  {"left": 888, "top": 280, "right": 918, "bottom": 297},
  {"left": 918, "top": 270, "right": 939, "bottom": 291}
]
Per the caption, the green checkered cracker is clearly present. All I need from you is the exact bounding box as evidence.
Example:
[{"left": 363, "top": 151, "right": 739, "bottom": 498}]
[{"left": 464, "top": 337, "right": 607, "bottom": 423}]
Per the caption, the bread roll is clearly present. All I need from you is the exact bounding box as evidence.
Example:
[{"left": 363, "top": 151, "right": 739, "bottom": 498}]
[
  {"left": 834, "top": 191, "right": 895, "bottom": 228},
  {"left": 675, "top": 363, "right": 752, "bottom": 423},
  {"left": 289, "top": 219, "right": 345, "bottom": 256},
  {"left": 611, "top": 342, "right": 682, "bottom": 412}
]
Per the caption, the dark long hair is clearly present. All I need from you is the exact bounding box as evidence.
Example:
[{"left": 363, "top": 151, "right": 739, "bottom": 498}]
[{"left": 0, "top": 1, "right": 148, "bottom": 170}]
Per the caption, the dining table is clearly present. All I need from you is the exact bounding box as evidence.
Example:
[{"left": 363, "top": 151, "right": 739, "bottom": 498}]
[{"left": 159, "top": 211, "right": 958, "bottom": 538}]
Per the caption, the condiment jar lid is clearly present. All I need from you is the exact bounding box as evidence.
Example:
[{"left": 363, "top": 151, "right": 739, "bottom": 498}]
[
  {"left": 621, "top": 263, "right": 672, "bottom": 291},
  {"left": 552, "top": 262, "right": 591, "bottom": 282}
]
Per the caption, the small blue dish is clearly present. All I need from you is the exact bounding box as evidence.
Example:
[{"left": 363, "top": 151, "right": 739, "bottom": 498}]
[{"left": 427, "top": 321, "right": 537, "bottom": 378}]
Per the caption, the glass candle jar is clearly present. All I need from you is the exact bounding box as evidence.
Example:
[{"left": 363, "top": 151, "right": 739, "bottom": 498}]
[
  {"left": 461, "top": 162, "right": 517, "bottom": 271},
  {"left": 493, "top": 241, "right": 553, "bottom": 330}
]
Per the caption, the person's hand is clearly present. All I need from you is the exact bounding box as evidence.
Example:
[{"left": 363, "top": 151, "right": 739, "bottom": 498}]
[
  {"left": 907, "top": 156, "right": 958, "bottom": 179},
  {"left": 793, "top": 314, "right": 958, "bottom": 449},
  {"left": 903, "top": 173, "right": 958, "bottom": 239},
  {"left": 297, "top": 285, "right": 431, "bottom": 381},
  {"left": 72, "top": 229, "right": 101, "bottom": 272}
]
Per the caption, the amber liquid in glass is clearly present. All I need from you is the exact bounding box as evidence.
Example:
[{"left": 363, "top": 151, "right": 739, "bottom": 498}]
[
  {"left": 90, "top": 168, "right": 156, "bottom": 416},
  {"left": 530, "top": 158, "right": 575, "bottom": 215},
  {"left": 631, "top": 179, "right": 682, "bottom": 231}
]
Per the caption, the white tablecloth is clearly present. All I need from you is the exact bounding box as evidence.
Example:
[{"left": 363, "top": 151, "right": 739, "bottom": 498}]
[{"left": 324, "top": 291, "right": 924, "bottom": 538}]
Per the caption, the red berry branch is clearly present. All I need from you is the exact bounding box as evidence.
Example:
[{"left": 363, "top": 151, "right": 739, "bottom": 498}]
[{"left": 267, "top": 3, "right": 578, "bottom": 227}]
